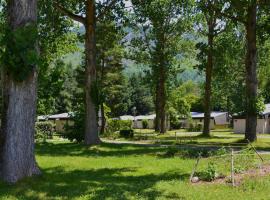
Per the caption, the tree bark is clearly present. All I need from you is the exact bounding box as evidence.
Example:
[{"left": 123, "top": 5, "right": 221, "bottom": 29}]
[
  {"left": 100, "top": 103, "right": 106, "bottom": 135},
  {"left": 159, "top": 66, "right": 166, "bottom": 134},
  {"left": 245, "top": 3, "right": 258, "bottom": 142},
  {"left": 0, "top": 0, "right": 41, "bottom": 183},
  {"left": 84, "top": 0, "right": 100, "bottom": 145},
  {"left": 203, "top": 19, "right": 214, "bottom": 137},
  {"left": 154, "top": 81, "right": 161, "bottom": 132}
]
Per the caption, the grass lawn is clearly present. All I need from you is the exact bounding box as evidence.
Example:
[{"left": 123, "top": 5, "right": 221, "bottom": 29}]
[
  {"left": 1, "top": 140, "right": 270, "bottom": 200},
  {"left": 130, "top": 129, "right": 270, "bottom": 150}
]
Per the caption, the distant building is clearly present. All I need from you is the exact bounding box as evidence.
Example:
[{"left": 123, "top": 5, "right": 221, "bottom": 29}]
[
  {"left": 37, "top": 113, "right": 74, "bottom": 133},
  {"left": 183, "top": 112, "right": 230, "bottom": 129},
  {"left": 233, "top": 104, "right": 270, "bottom": 134},
  {"left": 118, "top": 114, "right": 169, "bottom": 130}
]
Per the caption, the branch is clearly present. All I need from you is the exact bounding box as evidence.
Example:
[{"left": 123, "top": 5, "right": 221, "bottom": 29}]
[
  {"left": 209, "top": 3, "right": 246, "bottom": 25},
  {"left": 97, "top": 0, "right": 118, "bottom": 20},
  {"left": 54, "top": 2, "right": 86, "bottom": 25}
]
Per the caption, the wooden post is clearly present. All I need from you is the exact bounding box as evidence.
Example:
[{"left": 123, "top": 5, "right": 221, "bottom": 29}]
[
  {"left": 247, "top": 139, "right": 264, "bottom": 162},
  {"left": 231, "top": 148, "right": 235, "bottom": 186},
  {"left": 189, "top": 154, "right": 201, "bottom": 182}
]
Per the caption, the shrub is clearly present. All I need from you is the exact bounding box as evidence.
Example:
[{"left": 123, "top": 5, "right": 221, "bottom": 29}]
[
  {"left": 107, "top": 119, "right": 133, "bottom": 133},
  {"left": 187, "top": 123, "right": 194, "bottom": 132},
  {"left": 35, "top": 121, "right": 55, "bottom": 141},
  {"left": 142, "top": 119, "right": 148, "bottom": 129},
  {"left": 119, "top": 129, "right": 134, "bottom": 138},
  {"left": 187, "top": 123, "right": 202, "bottom": 132},
  {"left": 64, "top": 110, "right": 84, "bottom": 143},
  {"left": 201, "top": 162, "right": 219, "bottom": 181},
  {"left": 170, "top": 120, "right": 182, "bottom": 130}
]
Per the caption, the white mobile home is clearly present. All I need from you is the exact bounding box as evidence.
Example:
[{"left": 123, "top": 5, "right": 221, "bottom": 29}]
[
  {"left": 184, "top": 112, "right": 230, "bottom": 129},
  {"left": 119, "top": 114, "right": 156, "bottom": 129},
  {"left": 48, "top": 113, "right": 74, "bottom": 133},
  {"left": 134, "top": 114, "right": 156, "bottom": 129},
  {"left": 233, "top": 104, "right": 270, "bottom": 134}
]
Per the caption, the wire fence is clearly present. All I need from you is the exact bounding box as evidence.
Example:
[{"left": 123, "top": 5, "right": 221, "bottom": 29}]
[{"left": 189, "top": 141, "right": 269, "bottom": 186}]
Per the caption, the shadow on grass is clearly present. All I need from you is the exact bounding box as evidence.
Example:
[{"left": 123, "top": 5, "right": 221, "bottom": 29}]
[
  {"left": 35, "top": 142, "right": 168, "bottom": 158},
  {"left": 0, "top": 166, "right": 189, "bottom": 200}
]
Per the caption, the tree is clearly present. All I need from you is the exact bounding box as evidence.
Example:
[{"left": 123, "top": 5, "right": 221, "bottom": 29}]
[
  {"left": 128, "top": 73, "right": 154, "bottom": 115},
  {"left": 168, "top": 80, "right": 201, "bottom": 129},
  {"left": 38, "top": 60, "right": 79, "bottom": 115},
  {"left": 131, "top": 0, "right": 193, "bottom": 133},
  {"left": 211, "top": 0, "right": 270, "bottom": 141},
  {"left": 211, "top": 25, "right": 246, "bottom": 115},
  {"left": 0, "top": 0, "right": 41, "bottom": 183},
  {"left": 196, "top": 0, "right": 226, "bottom": 137},
  {"left": 54, "top": 0, "right": 124, "bottom": 145},
  {"left": 95, "top": 12, "right": 126, "bottom": 134}
]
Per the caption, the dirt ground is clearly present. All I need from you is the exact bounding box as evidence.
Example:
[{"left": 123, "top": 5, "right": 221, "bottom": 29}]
[{"left": 192, "top": 163, "right": 270, "bottom": 186}]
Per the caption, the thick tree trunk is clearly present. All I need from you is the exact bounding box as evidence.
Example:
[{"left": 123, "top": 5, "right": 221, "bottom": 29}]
[
  {"left": 84, "top": 0, "right": 100, "bottom": 145},
  {"left": 0, "top": 0, "right": 41, "bottom": 183},
  {"left": 203, "top": 21, "right": 214, "bottom": 137},
  {"left": 245, "top": 3, "right": 258, "bottom": 142}
]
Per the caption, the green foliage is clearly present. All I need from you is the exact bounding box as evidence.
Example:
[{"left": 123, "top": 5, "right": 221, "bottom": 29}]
[
  {"left": 107, "top": 119, "right": 133, "bottom": 133},
  {"left": 102, "top": 72, "right": 132, "bottom": 117},
  {"left": 187, "top": 123, "right": 202, "bottom": 132},
  {"left": 64, "top": 110, "right": 85, "bottom": 143},
  {"left": 128, "top": 73, "right": 154, "bottom": 115},
  {"left": 201, "top": 162, "right": 219, "bottom": 182},
  {"left": 1, "top": 25, "right": 40, "bottom": 81},
  {"left": 37, "top": 60, "right": 79, "bottom": 115},
  {"left": 119, "top": 130, "right": 134, "bottom": 138},
  {"left": 168, "top": 81, "right": 202, "bottom": 126},
  {"left": 35, "top": 121, "right": 55, "bottom": 141},
  {"left": 142, "top": 119, "right": 148, "bottom": 129}
]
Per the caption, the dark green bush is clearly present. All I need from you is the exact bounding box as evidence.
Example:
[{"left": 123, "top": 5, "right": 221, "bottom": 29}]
[
  {"left": 142, "top": 119, "right": 148, "bottom": 129},
  {"left": 64, "top": 110, "right": 84, "bottom": 143},
  {"left": 119, "top": 129, "right": 134, "bottom": 138},
  {"left": 187, "top": 123, "right": 202, "bottom": 132},
  {"left": 107, "top": 119, "right": 133, "bottom": 133},
  {"left": 35, "top": 121, "right": 55, "bottom": 140},
  {"left": 170, "top": 120, "right": 182, "bottom": 130}
]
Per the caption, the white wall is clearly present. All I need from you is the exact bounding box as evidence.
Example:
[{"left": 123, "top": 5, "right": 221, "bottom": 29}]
[
  {"left": 214, "top": 114, "right": 229, "bottom": 125},
  {"left": 133, "top": 119, "right": 155, "bottom": 129},
  {"left": 233, "top": 119, "right": 270, "bottom": 134},
  {"left": 185, "top": 119, "right": 215, "bottom": 130}
]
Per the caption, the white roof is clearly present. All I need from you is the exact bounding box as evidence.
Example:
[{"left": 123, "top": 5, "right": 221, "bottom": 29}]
[
  {"left": 119, "top": 114, "right": 156, "bottom": 121},
  {"left": 262, "top": 104, "right": 270, "bottom": 115},
  {"left": 191, "top": 112, "right": 227, "bottom": 119},
  {"left": 48, "top": 112, "right": 74, "bottom": 120},
  {"left": 135, "top": 114, "right": 156, "bottom": 120},
  {"left": 119, "top": 115, "right": 134, "bottom": 120},
  {"left": 37, "top": 115, "right": 48, "bottom": 120}
]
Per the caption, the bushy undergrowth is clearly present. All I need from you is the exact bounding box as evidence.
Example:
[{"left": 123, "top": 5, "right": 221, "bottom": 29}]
[
  {"left": 187, "top": 123, "right": 202, "bottom": 132},
  {"left": 106, "top": 119, "right": 133, "bottom": 133},
  {"left": 35, "top": 121, "right": 55, "bottom": 141}
]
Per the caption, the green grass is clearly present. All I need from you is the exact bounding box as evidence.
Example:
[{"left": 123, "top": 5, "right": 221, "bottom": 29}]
[
  {"left": 129, "top": 129, "right": 270, "bottom": 150},
  {"left": 1, "top": 141, "right": 270, "bottom": 200}
]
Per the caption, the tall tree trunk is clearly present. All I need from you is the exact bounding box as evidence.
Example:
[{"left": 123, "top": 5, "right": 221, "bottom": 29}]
[
  {"left": 203, "top": 18, "right": 214, "bottom": 137},
  {"left": 159, "top": 67, "right": 166, "bottom": 134},
  {"left": 245, "top": 3, "right": 258, "bottom": 142},
  {"left": 100, "top": 103, "right": 106, "bottom": 135},
  {"left": 84, "top": 0, "right": 100, "bottom": 145},
  {"left": 99, "top": 58, "right": 106, "bottom": 135},
  {"left": 155, "top": 80, "right": 161, "bottom": 132},
  {"left": 0, "top": 0, "right": 41, "bottom": 183}
]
